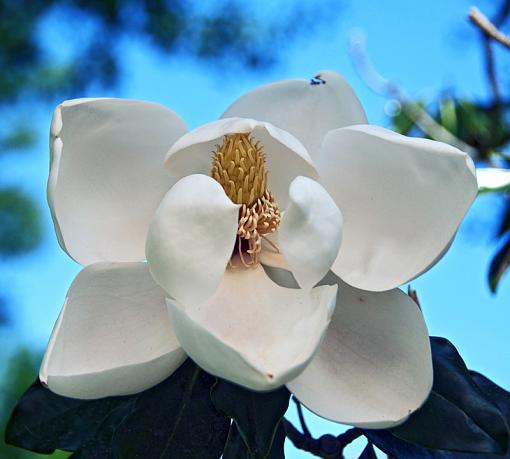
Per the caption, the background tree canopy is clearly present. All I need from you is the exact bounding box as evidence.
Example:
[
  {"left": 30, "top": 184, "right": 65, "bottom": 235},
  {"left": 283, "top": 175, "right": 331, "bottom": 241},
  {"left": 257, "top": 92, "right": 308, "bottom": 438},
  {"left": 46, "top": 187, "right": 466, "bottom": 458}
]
[
  {"left": 0, "top": 0, "right": 335, "bottom": 306},
  {"left": 0, "top": 1, "right": 335, "bottom": 457},
  {"left": 356, "top": 1, "right": 510, "bottom": 291}
]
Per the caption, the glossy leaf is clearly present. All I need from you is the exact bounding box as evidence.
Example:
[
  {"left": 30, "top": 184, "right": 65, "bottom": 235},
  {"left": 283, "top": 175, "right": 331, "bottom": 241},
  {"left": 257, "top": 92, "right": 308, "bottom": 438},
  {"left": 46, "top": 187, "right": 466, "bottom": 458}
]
[
  {"left": 365, "top": 428, "right": 510, "bottom": 459},
  {"left": 359, "top": 442, "right": 378, "bottom": 459},
  {"left": 470, "top": 371, "right": 510, "bottom": 420},
  {"left": 268, "top": 424, "right": 287, "bottom": 459},
  {"left": 211, "top": 379, "right": 290, "bottom": 458},
  {"left": 222, "top": 422, "right": 286, "bottom": 459},
  {"left": 391, "top": 338, "right": 508, "bottom": 453},
  {"left": 5, "top": 379, "right": 129, "bottom": 454},
  {"left": 222, "top": 424, "right": 249, "bottom": 459},
  {"left": 364, "top": 430, "right": 452, "bottom": 459},
  {"left": 6, "top": 359, "right": 230, "bottom": 458},
  {"left": 497, "top": 202, "right": 510, "bottom": 238},
  {"left": 364, "top": 337, "right": 510, "bottom": 458},
  {"left": 489, "top": 232, "right": 510, "bottom": 293}
]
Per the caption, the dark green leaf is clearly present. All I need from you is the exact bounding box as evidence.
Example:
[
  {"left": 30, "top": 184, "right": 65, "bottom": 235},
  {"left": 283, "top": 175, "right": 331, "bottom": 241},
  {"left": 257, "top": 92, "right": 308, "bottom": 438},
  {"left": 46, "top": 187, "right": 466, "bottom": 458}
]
[
  {"left": 359, "top": 442, "right": 378, "bottom": 459},
  {"left": 365, "top": 428, "right": 510, "bottom": 458},
  {"left": 211, "top": 379, "right": 290, "bottom": 459},
  {"left": 470, "top": 371, "right": 510, "bottom": 421},
  {"left": 5, "top": 379, "right": 129, "bottom": 454},
  {"left": 222, "top": 424, "right": 250, "bottom": 459},
  {"left": 497, "top": 202, "right": 510, "bottom": 238},
  {"left": 223, "top": 422, "right": 286, "bottom": 459},
  {"left": 489, "top": 233, "right": 510, "bottom": 293},
  {"left": 0, "top": 348, "right": 73, "bottom": 458},
  {"left": 364, "top": 337, "right": 510, "bottom": 457},
  {"left": 113, "top": 360, "right": 229, "bottom": 458},
  {"left": 363, "top": 430, "right": 444, "bottom": 458},
  {"left": 6, "top": 359, "right": 230, "bottom": 458},
  {"left": 390, "top": 338, "right": 508, "bottom": 453},
  {"left": 267, "top": 423, "right": 286, "bottom": 459},
  {"left": 68, "top": 402, "right": 137, "bottom": 459}
]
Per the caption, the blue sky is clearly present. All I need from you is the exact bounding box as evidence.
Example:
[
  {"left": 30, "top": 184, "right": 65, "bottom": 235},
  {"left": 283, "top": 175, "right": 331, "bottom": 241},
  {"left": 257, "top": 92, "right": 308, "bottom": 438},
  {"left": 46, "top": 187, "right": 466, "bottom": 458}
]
[{"left": 1, "top": 1, "right": 509, "bottom": 457}]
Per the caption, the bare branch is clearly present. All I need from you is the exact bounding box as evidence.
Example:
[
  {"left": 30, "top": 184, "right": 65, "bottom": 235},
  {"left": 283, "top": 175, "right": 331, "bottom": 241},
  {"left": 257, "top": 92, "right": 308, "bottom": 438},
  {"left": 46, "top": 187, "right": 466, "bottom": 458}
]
[
  {"left": 292, "top": 397, "right": 312, "bottom": 438},
  {"left": 283, "top": 419, "right": 324, "bottom": 457},
  {"left": 348, "top": 32, "right": 478, "bottom": 158},
  {"left": 283, "top": 419, "right": 363, "bottom": 459},
  {"left": 482, "top": 35, "right": 501, "bottom": 105},
  {"left": 469, "top": 7, "right": 510, "bottom": 49}
]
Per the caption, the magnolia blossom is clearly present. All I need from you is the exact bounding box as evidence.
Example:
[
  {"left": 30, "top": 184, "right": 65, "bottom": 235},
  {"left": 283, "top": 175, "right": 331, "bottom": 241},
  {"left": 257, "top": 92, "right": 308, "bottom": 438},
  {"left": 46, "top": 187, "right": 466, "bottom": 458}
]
[{"left": 40, "top": 71, "right": 477, "bottom": 428}]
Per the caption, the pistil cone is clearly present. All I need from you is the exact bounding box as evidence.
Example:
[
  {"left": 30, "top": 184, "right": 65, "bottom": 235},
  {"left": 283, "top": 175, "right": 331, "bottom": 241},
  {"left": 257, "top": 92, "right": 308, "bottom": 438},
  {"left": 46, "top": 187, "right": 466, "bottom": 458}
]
[{"left": 211, "top": 133, "right": 268, "bottom": 206}]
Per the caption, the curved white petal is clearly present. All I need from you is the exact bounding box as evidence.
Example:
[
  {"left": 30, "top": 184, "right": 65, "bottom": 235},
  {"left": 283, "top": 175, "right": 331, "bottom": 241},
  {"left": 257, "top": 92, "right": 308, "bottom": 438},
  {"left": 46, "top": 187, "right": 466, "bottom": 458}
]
[
  {"left": 49, "top": 98, "right": 187, "bottom": 266},
  {"left": 146, "top": 174, "right": 239, "bottom": 307},
  {"left": 258, "top": 234, "right": 289, "bottom": 270},
  {"left": 167, "top": 264, "right": 337, "bottom": 391},
  {"left": 222, "top": 70, "right": 367, "bottom": 160},
  {"left": 477, "top": 167, "right": 510, "bottom": 192},
  {"left": 164, "top": 117, "right": 317, "bottom": 207},
  {"left": 319, "top": 125, "right": 478, "bottom": 291},
  {"left": 279, "top": 176, "right": 342, "bottom": 289},
  {"left": 287, "top": 273, "right": 432, "bottom": 428},
  {"left": 40, "top": 262, "right": 186, "bottom": 399}
]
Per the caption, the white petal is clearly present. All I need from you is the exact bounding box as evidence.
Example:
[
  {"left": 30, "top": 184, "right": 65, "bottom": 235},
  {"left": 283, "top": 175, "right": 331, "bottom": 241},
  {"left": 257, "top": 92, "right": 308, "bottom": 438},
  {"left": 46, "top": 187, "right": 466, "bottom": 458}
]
[
  {"left": 258, "top": 234, "right": 289, "bottom": 270},
  {"left": 167, "top": 265, "right": 337, "bottom": 391},
  {"left": 40, "top": 262, "right": 186, "bottom": 399},
  {"left": 279, "top": 176, "right": 342, "bottom": 289},
  {"left": 287, "top": 273, "right": 432, "bottom": 428},
  {"left": 146, "top": 174, "right": 239, "bottom": 307},
  {"left": 477, "top": 167, "right": 510, "bottom": 192},
  {"left": 319, "top": 125, "right": 478, "bottom": 291},
  {"left": 164, "top": 117, "right": 317, "bottom": 207},
  {"left": 49, "top": 98, "right": 187, "bottom": 266},
  {"left": 222, "top": 70, "right": 367, "bottom": 160}
]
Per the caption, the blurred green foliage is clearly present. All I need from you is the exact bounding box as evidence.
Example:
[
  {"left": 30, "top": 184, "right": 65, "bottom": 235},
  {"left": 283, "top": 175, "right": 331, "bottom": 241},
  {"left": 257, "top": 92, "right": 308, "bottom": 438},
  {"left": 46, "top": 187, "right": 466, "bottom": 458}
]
[
  {"left": 0, "top": 0, "right": 335, "bottom": 292},
  {"left": 0, "top": 188, "right": 41, "bottom": 256},
  {"left": 392, "top": 98, "right": 510, "bottom": 160},
  {"left": 0, "top": 0, "right": 509, "bottom": 456},
  {"left": 392, "top": 95, "right": 510, "bottom": 291},
  {"left": 389, "top": 1, "right": 510, "bottom": 292},
  {"left": 0, "top": 126, "right": 37, "bottom": 153},
  {"left": 0, "top": 2, "right": 336, "bottom": 456},
  {"left": 0, "top": 0, "right": 334, "bottom": 103}
]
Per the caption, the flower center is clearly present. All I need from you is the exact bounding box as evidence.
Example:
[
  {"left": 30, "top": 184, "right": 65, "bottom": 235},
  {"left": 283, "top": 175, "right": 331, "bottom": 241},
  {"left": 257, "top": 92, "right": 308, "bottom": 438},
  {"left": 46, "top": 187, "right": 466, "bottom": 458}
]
[
  {"left": 211, "top": 133, "right": 267, "bottom": 206},
  {"left": 211, "top": 133, "right": 280, "bottom": 267}
]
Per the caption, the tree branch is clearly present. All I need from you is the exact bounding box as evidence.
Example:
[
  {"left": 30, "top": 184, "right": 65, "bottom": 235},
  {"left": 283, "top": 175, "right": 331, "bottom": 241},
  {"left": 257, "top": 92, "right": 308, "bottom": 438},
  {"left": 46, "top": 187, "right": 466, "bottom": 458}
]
[
  {"left": 482, "top": 33, "right": 501, "bottom": 105},
  {"left": 468, "top": 4, "right": 510, "bottom": 106},
  {"left": 283, "top": 418, "right": 363, "bottom": 459},
  {"left": 469, "top": 7, "right": 510, "bottom": 49},
  {"left": 347, "top": 32, "right": 478, "bottom": 157},
  {"left": 293, "top": 397, "right": 312, "bottom": 438}
]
